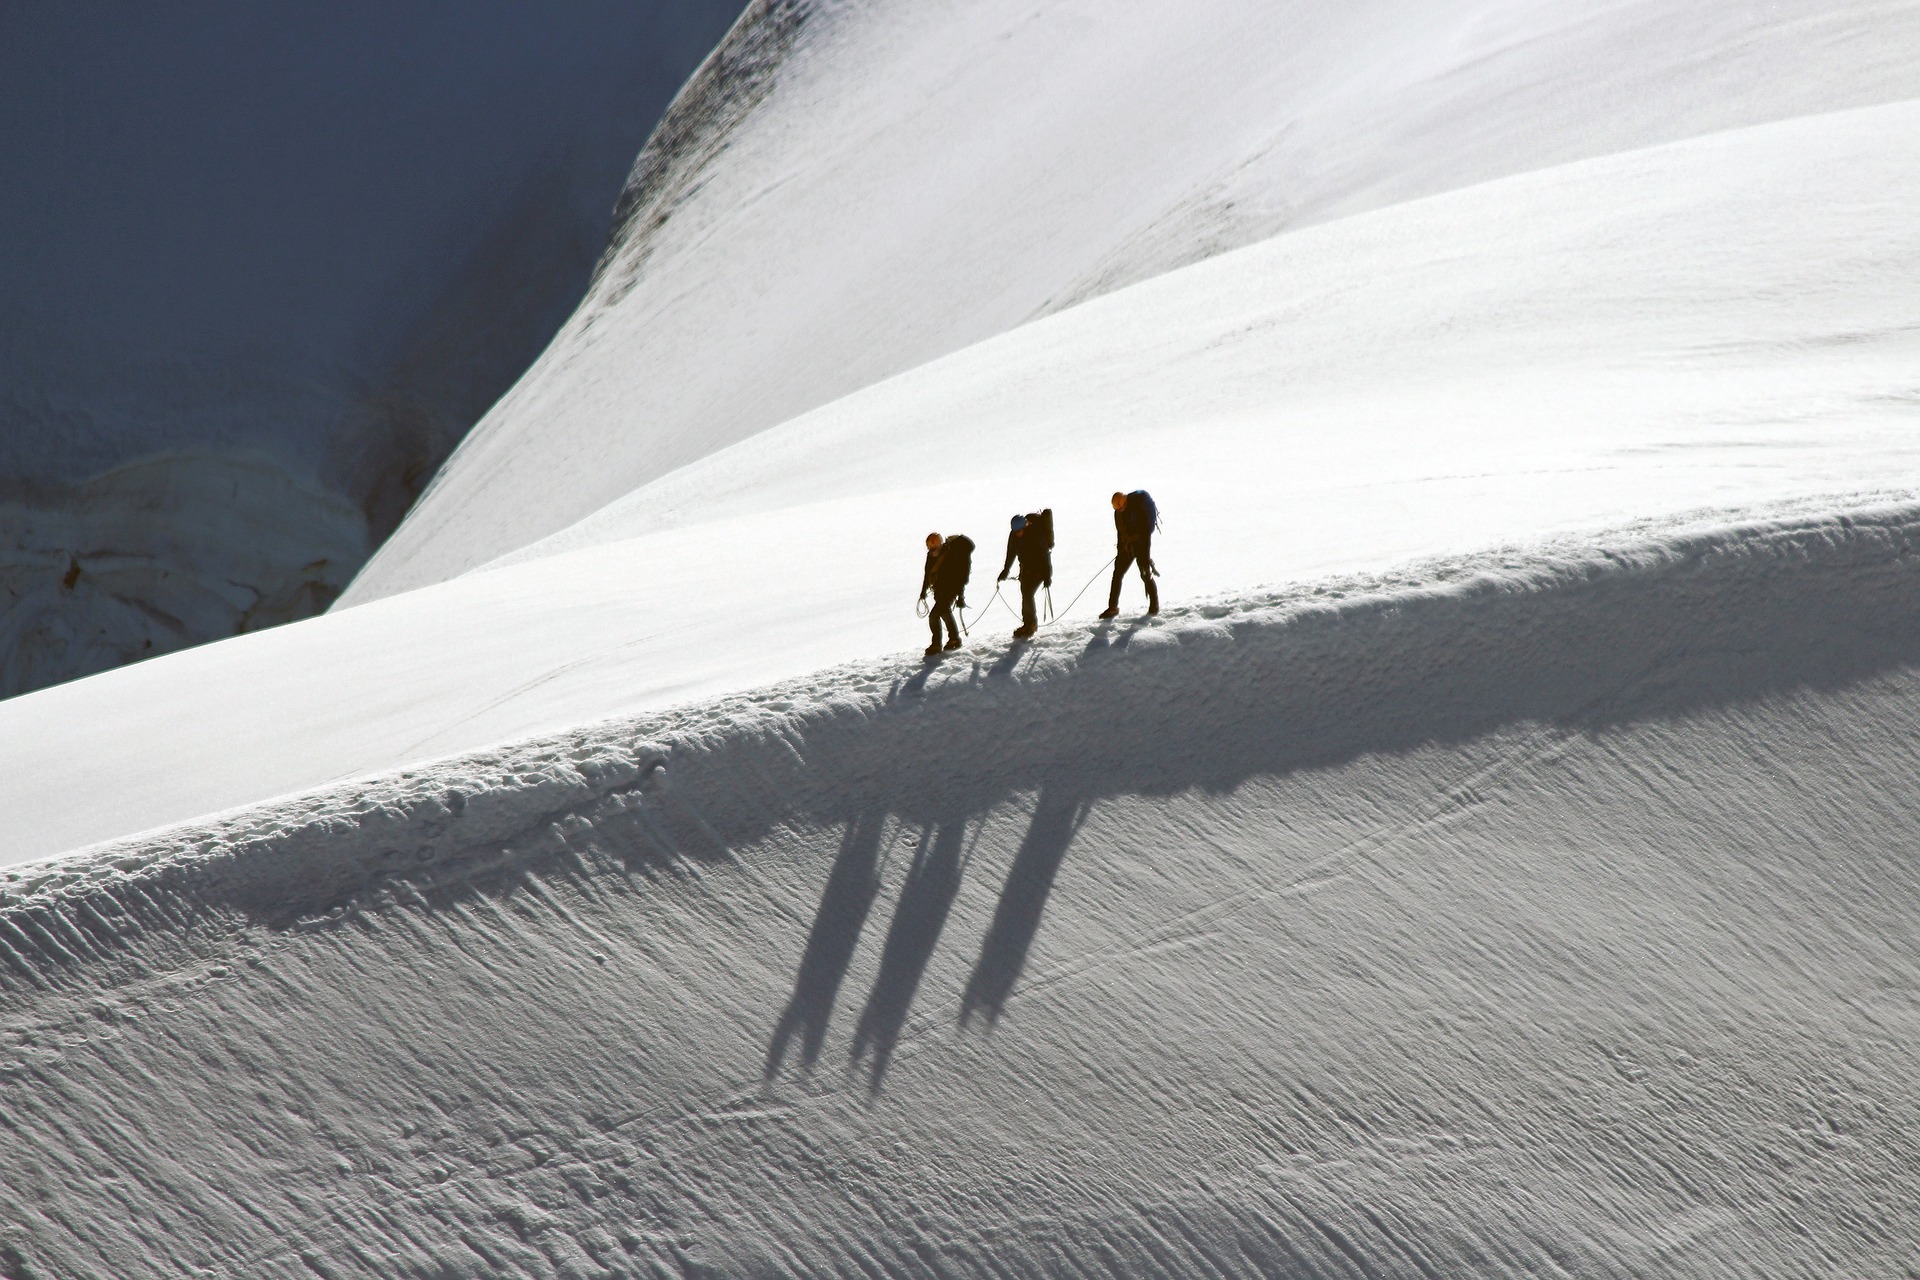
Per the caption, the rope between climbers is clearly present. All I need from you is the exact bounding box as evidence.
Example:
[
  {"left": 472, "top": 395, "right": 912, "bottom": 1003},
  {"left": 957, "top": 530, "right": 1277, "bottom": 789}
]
[{"left": 986, "top": 558, "right": 1114, "bottom": 633}]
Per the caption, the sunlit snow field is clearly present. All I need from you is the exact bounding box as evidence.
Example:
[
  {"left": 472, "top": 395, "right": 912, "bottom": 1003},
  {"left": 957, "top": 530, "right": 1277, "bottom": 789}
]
[{"left": 4, "top": 2, "right": 1920, "bottom": 1276}]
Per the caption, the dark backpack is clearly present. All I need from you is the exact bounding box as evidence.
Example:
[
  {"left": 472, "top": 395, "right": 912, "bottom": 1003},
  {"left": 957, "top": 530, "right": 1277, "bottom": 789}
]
[
  {"left": 1027, "top": 508, "right": 1054, "bottom": 551},
  {"left": 941, "top": 534, "right": 974, "bottom": 588},
  {"left": 1126, "top": 490, "right": 1159, "bottom": 535}
]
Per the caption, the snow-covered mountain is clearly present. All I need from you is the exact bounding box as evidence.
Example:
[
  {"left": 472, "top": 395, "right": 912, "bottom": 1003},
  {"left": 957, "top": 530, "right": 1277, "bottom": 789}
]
[
  {"left": 8, "top": 505, "right": 1920, "bottom": 1275},
  {"left": 3, "top": 1, "right": 1919, "bottom": 1274},
  {"left": 0, "top": 0, "right": 746, "bottom": 698},
  {"left": 5, "top": 94, "right": 1916, "bottom": 864},
  {"left": 345, "top": 0, "right": 1920, "bottom": 600}
]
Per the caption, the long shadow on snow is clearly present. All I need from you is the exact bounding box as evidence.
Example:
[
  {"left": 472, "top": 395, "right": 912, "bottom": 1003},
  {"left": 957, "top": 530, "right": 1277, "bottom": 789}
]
[
  {"left": 742, "top": 510, "right": 1920, "bottom": 1072},
  {"left": 847, "top": 817, "right": 971, "bottom": 1089},
  {"left": 958, "top": 786, "right": 1089, "bottom": 1030},
  {"left": 766, "top": 809, "right": 887, "bottom": 1076}
]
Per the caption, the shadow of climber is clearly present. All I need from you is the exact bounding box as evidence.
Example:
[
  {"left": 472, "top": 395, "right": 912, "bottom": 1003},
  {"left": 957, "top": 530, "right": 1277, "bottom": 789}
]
[
  {"left": 765, "top": 810, "right": 888, "bottom": 1077},
  {"left": 851, "top": 819, "right": 971, "bottom": 1090},
  {"left": 961, "top": 786, "right": 1089, "bottom": 1028}
]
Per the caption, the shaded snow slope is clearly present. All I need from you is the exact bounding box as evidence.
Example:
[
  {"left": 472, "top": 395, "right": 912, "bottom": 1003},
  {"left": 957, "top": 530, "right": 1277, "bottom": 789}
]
[
  {"left": 0, "top": 455, "right": 367, "bottom": 697},
  {"left": 347, "top": 0, "right": 1920, "bottom": 600},
  {"left": 7, "top": 508, "right": 1920, "bottom": 1276},
  {"left": 5, "top": 102, "right": 1916, "bottom": 864},
  {"left": 0, "top": 0, "right": 746, "bottom": 697}
]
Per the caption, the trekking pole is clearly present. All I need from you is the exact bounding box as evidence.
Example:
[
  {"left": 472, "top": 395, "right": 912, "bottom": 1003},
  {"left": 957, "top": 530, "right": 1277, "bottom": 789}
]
[{"left": 1044, "top": 585, "right": 1054, "bottom": 622}]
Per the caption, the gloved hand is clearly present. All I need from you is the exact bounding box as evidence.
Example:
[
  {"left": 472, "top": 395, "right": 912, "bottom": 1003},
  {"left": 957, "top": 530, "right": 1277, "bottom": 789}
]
[
  {"left": 997, "top": 571, "right": 1007, "bottom": 582},
  {"left": 1044, "top": 578, "right": 1052, "bottom": 589},
  {"left": 958, "top": 594, "right": 967, "bottom": 609}
]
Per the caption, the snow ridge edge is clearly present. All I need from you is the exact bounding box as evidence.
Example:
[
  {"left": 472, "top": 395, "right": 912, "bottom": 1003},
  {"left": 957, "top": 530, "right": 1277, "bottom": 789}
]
[{"left": 8, "top": 496, "right": 1920, "bottom": 993}]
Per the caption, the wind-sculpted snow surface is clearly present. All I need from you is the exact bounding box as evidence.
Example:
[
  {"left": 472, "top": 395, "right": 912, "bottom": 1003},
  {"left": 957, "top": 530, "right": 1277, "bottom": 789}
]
[
  {"left": 350, "top": 0, "right": 1920, "bottom": 597},
  {"left": 7, "top": 509, "right": 1920, "bottom": 1276}
]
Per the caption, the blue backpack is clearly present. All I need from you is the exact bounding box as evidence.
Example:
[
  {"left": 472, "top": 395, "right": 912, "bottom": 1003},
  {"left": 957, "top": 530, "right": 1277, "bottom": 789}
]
[{"left": 1127, "top": 490, "right": 1160, "bottom": 534}]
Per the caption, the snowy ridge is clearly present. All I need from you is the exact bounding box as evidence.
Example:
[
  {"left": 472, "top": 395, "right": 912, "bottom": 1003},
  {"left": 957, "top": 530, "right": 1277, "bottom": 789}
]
[
  {"left": 6, "top": 504, "right": 1920, "bottom": 1274},
  {"left": 593, "top": 0, "right": 812, "bottom": 308},
  {"left": 18, "top": 498, "right": 1920, "bottom": 916}
]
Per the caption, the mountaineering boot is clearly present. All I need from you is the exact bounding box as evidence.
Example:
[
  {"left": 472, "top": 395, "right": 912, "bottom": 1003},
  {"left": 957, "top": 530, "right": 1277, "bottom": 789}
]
[
  {"left": 943, "top": 636, "right": 963, "bottom": 650},
  {"left": 1098, "top": 604, "right": 1119, "bottom": 619},
  {"left": 1012, "top": 624, "right": 1036, "bottom": 640},
  {"left": 1146, "top": 580, "right": 1160, "bottom": 615},
  {"left": 925, "top": 643, "right": 942, "bottom": 658}
]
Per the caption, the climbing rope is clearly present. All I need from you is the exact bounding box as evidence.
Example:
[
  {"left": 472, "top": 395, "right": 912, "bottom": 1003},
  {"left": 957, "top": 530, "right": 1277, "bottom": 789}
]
[
  {"left": 984, "top": 558, "right": 1116, "bottom": 634},
  {"left": 1053, "top": 557, "right": 1116, "bottom": 622}
]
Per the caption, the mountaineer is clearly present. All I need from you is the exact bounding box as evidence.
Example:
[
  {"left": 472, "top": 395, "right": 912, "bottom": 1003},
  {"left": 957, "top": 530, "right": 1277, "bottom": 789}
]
[
  {"left": 996, "top": 510, "right": 1053, "bottom": 640},
  {"left": 1100, "top": 490, "right": 1159, "bottom": 618},
  {"left": 919, "top": 531, "right": 973, "bottom": 656}
]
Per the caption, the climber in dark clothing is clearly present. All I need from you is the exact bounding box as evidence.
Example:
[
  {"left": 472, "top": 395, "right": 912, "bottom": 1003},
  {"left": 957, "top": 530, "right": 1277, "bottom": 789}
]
[
  {"left": 1101, "top": 490, "right": 1159, "bottom": 618},
  {"left": 919, "top": 532, "right": 973, "bottom": 656},
  {"left": 997, "top": 510, "right": 1053, "bottom": 639}
]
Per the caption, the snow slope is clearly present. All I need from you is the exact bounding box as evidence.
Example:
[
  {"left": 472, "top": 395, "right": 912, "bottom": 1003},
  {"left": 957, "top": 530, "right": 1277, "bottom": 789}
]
[
  {"left": 6, "top": 505, "right": 1920, "bottom": 1276},
  {"left": 346, "top": 0, "right": 1920, "bottom": 600},
  {"left": 7, "top": 5, "right": 1920, "bottom": 1270},
  {"left": 4, "top": 100, "right": 1917, "bottom": 864},
  {"left": 0, "top": 0, "right": 745, "bottom": 697}
]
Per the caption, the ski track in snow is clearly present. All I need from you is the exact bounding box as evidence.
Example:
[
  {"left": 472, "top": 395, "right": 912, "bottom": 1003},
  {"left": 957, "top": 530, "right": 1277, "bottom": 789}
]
[{"left": 6, "top": 505, "right": 1920, "bottom": 1276}]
